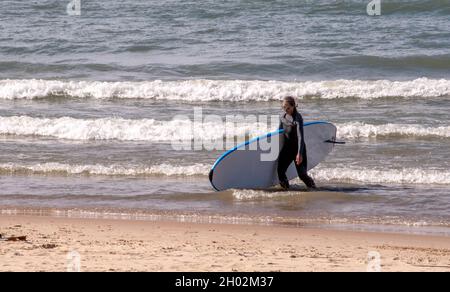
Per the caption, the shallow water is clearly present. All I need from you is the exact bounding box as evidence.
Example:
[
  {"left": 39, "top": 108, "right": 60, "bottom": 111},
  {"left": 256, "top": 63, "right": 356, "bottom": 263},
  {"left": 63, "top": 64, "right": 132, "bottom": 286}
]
[{"left": 0, "top": 0, "right": 449, "bottom": 235}]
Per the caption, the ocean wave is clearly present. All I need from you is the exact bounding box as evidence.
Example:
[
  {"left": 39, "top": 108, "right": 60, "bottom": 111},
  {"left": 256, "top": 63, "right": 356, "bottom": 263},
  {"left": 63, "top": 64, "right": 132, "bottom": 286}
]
[
  {"left": 230, "top": 167, "right": 450, "bottom": 200},
  {"left": 0, "top": 162, "right": 210, "bottom": 177},
  {"left": 310, "top": 167, "right": 450, "bottom": 185},
  {"left": 0, "top": 116, "right": 270, "bottom": 141},
  {"left": 0, "top": 116, "right": 448, "bottom": 141},
  {"left": 231, "top": 167, "right": 450, "bottom": 198},
  {"left": 231, "top": 189, "right": 298, "bottom": 200},
  {"left": 1, "top": 162, "right": 449, "bottom": 186},
  {"left": 337, "top": 122, "right": 450, "bottom": 139},
  {"left": 0, "top": 78, "right": 449, "bottom": 101}
]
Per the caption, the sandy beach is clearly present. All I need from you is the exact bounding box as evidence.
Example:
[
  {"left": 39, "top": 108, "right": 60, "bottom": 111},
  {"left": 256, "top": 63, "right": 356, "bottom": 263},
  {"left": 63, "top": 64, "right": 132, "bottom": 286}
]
[
  {"left": 1, "top": 214, "right": 449, "bottom": 272},
  {"left": 1, "top": 0, "right": 449, "bottom": 275}
]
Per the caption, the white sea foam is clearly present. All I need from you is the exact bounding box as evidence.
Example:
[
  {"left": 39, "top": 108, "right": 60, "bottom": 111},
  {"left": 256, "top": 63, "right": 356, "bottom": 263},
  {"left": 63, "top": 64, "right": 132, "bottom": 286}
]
[
  {"left": 0, "top": 162, "right": 210, "bottom": 177},
  {"left": 1, "top": 78, "right": 449, "bottom": 101},
  {"left": 231, "top": 189, "right": 297, "bottom": 200},
  {"left": 1, "top": 162, "right": 449, "bottom": 186},
  {"left": 231, "top": 167, "right": 450, "bottom": 200},
  {"left": 337, "top": 122, "right": 450, "bottom": 139},
  {"left": 0, "top": 116, "right": 270, "bottom": 141},
  {"left": 310, "top": 167, "right": 450, "bottom": 185},
  {"left": 0, "top": 116, "right": 448, "bottom": 141}
]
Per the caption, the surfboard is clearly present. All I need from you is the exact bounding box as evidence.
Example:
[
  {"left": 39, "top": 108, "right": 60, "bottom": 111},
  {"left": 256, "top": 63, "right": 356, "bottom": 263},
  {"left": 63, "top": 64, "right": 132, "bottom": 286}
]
[{"left": 209, "top": 121, "right": 337, "bottom": 191}]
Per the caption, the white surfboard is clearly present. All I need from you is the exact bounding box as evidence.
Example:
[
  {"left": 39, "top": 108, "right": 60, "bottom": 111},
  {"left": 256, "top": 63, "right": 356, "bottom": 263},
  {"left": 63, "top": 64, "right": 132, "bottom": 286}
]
[{"left": 209, "top": 121, "right": 338, "bottom": 191}]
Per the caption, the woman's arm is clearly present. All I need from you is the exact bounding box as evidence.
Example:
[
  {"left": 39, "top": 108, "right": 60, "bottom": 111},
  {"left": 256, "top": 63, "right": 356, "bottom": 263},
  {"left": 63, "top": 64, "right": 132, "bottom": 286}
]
[
  {"left": 295, "top": 113, "right": 304, "bottom": 155},
  {"left": 295, "top": 113, "right": 304, "bottom": 165}
]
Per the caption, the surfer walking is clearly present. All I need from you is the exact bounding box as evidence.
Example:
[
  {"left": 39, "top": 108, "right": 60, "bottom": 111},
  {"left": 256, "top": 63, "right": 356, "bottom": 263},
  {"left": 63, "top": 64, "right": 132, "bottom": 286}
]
[{"left": 277, "top": 96, "right": 316, "bottom": 190}]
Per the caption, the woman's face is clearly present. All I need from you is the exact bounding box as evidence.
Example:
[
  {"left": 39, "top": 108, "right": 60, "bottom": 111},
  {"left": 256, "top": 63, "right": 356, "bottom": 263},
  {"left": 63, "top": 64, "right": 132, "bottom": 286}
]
[{"left": 282, "top": 101, "right": 295, "bottom": 116}]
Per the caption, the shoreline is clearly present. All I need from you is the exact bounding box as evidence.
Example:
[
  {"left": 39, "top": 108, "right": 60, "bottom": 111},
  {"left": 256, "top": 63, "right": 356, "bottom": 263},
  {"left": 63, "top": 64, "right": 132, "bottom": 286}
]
[
  {"left": 1, "top": 206, "right": 450, "bottom": 238},
  {"left": 1, "top": 214, "right": 450, "bottom": 272}
]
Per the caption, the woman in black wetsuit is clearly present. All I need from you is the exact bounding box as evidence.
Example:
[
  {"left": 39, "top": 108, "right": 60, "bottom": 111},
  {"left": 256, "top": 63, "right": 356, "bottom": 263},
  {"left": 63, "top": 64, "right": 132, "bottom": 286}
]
[{"left": 277, "top": 96, "right": 316, "bottom": 190}]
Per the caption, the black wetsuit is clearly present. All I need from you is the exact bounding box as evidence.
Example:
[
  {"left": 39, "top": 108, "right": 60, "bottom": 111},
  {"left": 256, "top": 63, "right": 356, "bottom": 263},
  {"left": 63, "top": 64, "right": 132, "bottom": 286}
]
[{"left": 277, "top": 111, "right": 316, "bottom": 188}]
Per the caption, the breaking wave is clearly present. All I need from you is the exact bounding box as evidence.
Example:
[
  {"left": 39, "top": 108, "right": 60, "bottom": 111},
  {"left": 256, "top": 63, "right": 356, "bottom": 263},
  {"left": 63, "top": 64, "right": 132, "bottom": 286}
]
[
  {"left": 1, "top": 162, "right": 449, "bottom": 185},
  {"left": 0, "top": 115, "right": 270, "bottom": 141},
  {"left": 310, "top": 167, "right": 450, "bottom": 185},
  {"left": 337, "top": 122, "right": 450, "bottom": 139},
  {"left": 1, "top": 78, "right": 449, "bottom": 101},
  {"left": 0, "top": 162, "right": 210, "bottom": 177},
  {"left": 0, "top": 116, "right": 448, "bottom": 141}
]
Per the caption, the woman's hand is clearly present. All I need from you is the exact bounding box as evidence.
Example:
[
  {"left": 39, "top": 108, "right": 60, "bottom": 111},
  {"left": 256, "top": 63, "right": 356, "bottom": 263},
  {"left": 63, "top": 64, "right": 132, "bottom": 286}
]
[{"left": 296, "top": 154, "right": 303, "bottom": 165}]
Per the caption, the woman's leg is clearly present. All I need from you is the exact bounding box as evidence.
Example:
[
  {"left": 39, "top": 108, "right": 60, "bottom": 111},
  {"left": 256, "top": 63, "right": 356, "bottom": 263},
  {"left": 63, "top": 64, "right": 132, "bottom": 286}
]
[
  {"left": 295, "top": 153, "right": 316, "bottom": 188},
  {"left": 277, "top": 144, "right": 295, "bottom": 184}
]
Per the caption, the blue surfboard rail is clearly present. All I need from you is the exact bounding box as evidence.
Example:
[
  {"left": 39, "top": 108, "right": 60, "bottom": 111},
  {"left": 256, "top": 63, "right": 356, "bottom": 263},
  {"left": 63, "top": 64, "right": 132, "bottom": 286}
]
[{"left": 209, "top": 121, "right": 331, "bottom": 191}]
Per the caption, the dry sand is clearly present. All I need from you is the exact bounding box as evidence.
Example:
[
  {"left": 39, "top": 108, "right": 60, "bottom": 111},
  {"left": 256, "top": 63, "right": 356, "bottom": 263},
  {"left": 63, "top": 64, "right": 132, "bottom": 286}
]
[{"left": 1, "top": 215, "right": 449, "bottom": 272}]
